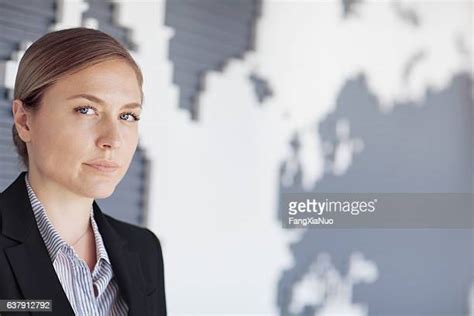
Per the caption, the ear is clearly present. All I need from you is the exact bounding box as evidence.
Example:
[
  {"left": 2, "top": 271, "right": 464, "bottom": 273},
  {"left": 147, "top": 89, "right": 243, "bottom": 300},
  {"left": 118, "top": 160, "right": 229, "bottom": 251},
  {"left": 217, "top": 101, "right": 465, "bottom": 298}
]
[{"left": 12, "top": 99, "right": 32, "bottom": 143}]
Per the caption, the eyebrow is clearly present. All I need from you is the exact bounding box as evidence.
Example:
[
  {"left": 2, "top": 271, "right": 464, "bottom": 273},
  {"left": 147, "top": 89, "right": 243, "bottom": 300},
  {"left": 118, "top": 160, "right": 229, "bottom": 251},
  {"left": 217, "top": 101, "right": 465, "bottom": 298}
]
[{"left": 67, "top": 93, "right": 142, "bottom": 110}]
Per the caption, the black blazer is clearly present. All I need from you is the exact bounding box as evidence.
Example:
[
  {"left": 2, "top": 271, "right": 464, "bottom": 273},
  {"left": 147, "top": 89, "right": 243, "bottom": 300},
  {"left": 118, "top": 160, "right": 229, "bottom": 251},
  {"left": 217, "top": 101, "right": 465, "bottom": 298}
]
[{"left": 0, "top": 172, "right": 166, "bottom": 315}]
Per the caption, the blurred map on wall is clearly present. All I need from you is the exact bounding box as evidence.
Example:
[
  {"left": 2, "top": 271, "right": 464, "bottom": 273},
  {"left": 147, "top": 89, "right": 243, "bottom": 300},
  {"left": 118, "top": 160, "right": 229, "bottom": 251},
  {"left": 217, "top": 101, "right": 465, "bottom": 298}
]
[{"left": 165, "top": 0, "right": 473, "bottom": 315}]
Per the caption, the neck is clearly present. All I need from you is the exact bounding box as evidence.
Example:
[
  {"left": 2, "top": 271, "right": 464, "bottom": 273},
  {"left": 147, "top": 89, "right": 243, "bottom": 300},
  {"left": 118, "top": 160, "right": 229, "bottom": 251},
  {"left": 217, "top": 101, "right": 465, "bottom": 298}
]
[{"left": 26, "top": 168, "right": 93, "bottom": 245}]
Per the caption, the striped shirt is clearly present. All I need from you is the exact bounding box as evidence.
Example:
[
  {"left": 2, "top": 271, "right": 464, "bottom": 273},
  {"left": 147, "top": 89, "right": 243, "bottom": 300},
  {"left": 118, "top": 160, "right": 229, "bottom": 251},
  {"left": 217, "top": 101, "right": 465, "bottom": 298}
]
[{"left": 24, "top": 173, "right": 129, "bottom": 316}]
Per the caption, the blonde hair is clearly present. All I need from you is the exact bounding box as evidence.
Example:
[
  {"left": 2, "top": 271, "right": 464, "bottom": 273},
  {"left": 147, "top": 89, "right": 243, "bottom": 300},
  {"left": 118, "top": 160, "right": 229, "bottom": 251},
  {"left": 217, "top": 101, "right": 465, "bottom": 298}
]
[{"left": 12, "top": 27, "right": 143, "bottom": 168}]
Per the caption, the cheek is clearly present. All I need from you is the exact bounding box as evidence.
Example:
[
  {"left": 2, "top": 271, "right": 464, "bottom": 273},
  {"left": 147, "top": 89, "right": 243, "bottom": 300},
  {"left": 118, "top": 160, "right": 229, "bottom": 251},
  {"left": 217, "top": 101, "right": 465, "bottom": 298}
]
[
  {"left": 118, "top": 129, "right": 139, "bottom": 170},
  {"left": 31, "top": 117, "right": 92, "bottom": 162},
  {"left": 123, "top": 128, "right": 139, "bottom": 155}
]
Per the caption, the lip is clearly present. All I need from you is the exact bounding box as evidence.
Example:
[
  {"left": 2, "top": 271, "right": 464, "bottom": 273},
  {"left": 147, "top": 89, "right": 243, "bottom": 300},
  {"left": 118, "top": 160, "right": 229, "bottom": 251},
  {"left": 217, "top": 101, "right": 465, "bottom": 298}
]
[{"left": 84, "top": 159, "right": 120, "bottom": 173}]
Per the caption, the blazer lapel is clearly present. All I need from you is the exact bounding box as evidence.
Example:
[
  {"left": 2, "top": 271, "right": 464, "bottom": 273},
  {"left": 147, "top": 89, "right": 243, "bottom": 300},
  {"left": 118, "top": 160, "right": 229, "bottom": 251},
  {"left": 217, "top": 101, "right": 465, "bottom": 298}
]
[
  {"left": 92, "top": 201, "right": 147, "bottom": 316},
  {"left": 1, "top": 172, "right": 75, "bottom": 316}
]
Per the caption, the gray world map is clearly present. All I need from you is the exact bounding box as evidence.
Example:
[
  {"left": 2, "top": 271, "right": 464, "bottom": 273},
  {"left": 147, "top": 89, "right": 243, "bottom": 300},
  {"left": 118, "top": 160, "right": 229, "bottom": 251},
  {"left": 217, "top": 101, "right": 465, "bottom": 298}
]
[{"left": 165, "top": 1, "right": 473, "bottom": 314}]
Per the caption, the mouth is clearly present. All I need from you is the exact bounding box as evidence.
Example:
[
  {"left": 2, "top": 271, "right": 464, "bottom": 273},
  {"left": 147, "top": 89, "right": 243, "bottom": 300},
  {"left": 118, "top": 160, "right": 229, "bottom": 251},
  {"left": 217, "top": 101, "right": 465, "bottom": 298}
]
[{"left": 84, "top": 163, "right": 119, "bottom": 174}]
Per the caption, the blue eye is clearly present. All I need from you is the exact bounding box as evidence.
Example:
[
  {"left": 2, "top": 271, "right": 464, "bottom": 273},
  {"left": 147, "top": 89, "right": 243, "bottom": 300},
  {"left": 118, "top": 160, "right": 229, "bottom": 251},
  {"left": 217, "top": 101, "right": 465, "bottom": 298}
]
[
  {"left": 75, "top": 105, "right": 96, "bottom": 115},
  {"left": 120, "top": 112, "right": 141, "bottom": 122}
]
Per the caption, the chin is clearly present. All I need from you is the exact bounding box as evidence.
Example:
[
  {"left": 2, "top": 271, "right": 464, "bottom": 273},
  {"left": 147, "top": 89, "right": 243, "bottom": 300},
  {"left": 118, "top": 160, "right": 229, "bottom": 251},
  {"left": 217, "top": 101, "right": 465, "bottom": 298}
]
[
  {"left": 82, "top": 184, "right": 117, "bottom": 199},
  {"left": 93, "top": 190, "right": 115, "bottom": 199}
]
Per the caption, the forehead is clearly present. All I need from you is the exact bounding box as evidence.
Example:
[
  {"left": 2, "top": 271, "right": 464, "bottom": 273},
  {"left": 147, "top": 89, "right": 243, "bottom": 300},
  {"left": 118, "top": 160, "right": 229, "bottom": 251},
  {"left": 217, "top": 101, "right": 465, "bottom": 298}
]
[{"left": 45, "top": 59, "right": 142, "bottom": 103}]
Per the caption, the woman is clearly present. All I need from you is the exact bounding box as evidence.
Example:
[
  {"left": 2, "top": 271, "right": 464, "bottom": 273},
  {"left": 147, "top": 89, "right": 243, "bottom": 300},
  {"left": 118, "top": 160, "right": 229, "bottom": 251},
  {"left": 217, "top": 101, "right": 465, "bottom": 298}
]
[{"left": 0, "top": 28, "right": 166, "bottom": 315}]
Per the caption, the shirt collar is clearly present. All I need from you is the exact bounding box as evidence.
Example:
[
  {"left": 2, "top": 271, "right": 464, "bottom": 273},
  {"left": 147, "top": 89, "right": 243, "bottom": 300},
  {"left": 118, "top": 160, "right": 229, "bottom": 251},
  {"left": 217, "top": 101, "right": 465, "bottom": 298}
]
[{"left": 24, "top": 173, "right": 110, "bottom": 265}]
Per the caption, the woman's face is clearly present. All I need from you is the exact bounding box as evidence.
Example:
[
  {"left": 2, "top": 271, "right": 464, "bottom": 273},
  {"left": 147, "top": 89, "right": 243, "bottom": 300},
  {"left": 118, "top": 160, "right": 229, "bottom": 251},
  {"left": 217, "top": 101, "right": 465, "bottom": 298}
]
[{"left": 25, "top": 59, "right": 142, "bottom": 199}]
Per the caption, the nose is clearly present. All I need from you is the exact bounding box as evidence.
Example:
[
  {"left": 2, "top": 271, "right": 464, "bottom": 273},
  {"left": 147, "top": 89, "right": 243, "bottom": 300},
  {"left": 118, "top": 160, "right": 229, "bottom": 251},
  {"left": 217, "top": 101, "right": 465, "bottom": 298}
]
[{"left": 97, "top": 118, "right": 122, "bottom": 150}]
